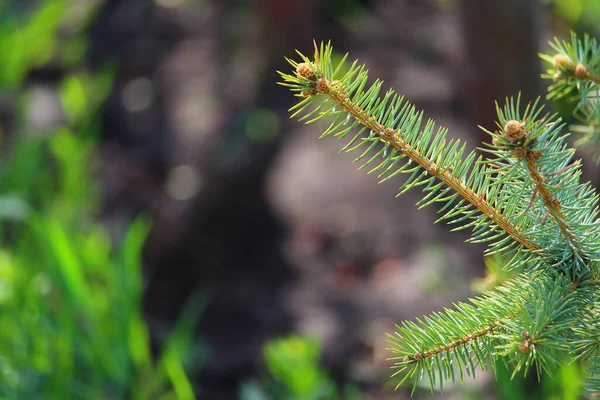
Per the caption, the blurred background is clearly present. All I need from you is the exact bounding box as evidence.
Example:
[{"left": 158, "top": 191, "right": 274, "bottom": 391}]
[{"left": 1, "top": 0, "right": 600, "bottom": 399}]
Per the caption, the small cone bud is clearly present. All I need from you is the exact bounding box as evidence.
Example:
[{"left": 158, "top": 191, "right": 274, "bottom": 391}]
[
  {"left": 574, "top": 63, "right": 589, "bottom": 79},
  {"left": 296, "top": 63, "right": 314, "bottom": 79},
  {"left": 512, "top": 146, "right": 527, "bottom": 159},
  {"left": 315, "top": 78, "right": 330, "bottom": 94},
  {"left": 504, "top": 120, "right": 526, "bottom": 142},
  {"left": 519, "top": 340, "right": 531, "bottom": 353},
  {"left": 529, "top": 150, "right": 542, "bottom": 161},
  {"left": 383, "top": 128, "right": 395, "bottom": 137}
]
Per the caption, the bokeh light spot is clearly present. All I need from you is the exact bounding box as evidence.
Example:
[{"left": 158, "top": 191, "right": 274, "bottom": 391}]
[
  {"left": 122, "top": 77, "right": 154, "bottom": 113},
  {"left": 165, "top": 165, "right": 202, "bottom": 200},
  {"left": 155, "top": 0, "right": 184, "bottom": 8}
]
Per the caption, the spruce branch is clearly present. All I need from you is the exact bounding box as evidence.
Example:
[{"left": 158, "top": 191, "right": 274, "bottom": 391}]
[
  {"left": 386, "top": 271, "right": 582, "bottom": 393},
  {"left": 479, "top": 98, "right": 600, "bottom": 280},
  {"left": 542, "top": 33, "right": 600, "bottom": 164},
  {"left": 278, "top": 42, "right": 541, "bottom": 258},
  {"left": 326, "top": 80, "right": 540, "bottom": 254},
  {"left": 570, "top": 283, "right": 600, "bottom": 396},
  {"left": 280, "top": 39, "right": 600, "bottom": 394},
  {"left": 491, "top": 273, "right": 579, "bottom": 380},
  {"left": 386, "top": 272, "right": 531, "bottom": 393}
]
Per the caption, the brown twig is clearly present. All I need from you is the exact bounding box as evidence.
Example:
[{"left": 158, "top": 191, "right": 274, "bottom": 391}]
[{"left": 324, "top": 85, "right": 541, "bottom": 253}]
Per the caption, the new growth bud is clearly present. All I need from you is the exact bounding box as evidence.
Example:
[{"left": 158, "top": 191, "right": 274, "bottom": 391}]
[
  {"left": 512, "top": 146, "right": 527, "bottom": 159},
  {"left": 529, "top": 150, "right": 542, "bottom": 161},
  {"left": 316, "top": 78, "right": 330, "bottom": 94},
  {"left": 383, "top": 128, "right": 395, "bottom": 138},
  {"left": 574, "top": 63, "right": 589, "bottom": 79},
  {"left": 504, "top": 120, "right": 527, "bottom": 142},
  {"left": 519, "top": 340, "right": 531, "bottom": 353},
  {"left": 296, "top": 62, "right": 315, "bottom": 79}
]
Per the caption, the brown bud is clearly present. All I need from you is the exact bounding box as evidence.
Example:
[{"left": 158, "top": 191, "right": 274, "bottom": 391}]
[
  {"left": 529, "top": 150, "right": 542, "bottom": 161},
  {"left": 519, "top": 340, "right": 531, "bottom": 353},
  {"left": 512, "top": 146, "right": 527, "bottom": 159},
  {"left": 413, "top": 352, "right": 423, "bottom": 361},
  {"left": 383, "top": 128, "right": 395, "bottom": 137},
  {"left": 574, "top": 63, "right": 589, "bottom": 79},
  {"left": 520, "top": 330, "right": 530, "bottom": 339},
  {"left": 296, "top": 62, "right": 314, "bottom": 79},
  {"left": 402, "top": 356, "right": 410, "bottom": 363},
  {"left": 315, "top": 78, "right": 330, "bottom": 94},
  {"left": 552, "top": 54, "right": 573, "bottom": 71},
  {"left": 504, "top": 120, "right": 527, "bottom": 142}
]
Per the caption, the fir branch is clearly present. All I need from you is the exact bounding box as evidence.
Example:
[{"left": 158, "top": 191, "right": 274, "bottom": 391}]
[
  {"left": 280, "top": 38, "right": 600, "bottom": 395},
  {"left": 326, "top": 86, "right": 539, "bottom": 253},
  {"left": 573, "top": 288, "right": 600, "bottom": 396},
  {"left": 525, "top": 159, "right": 576, "bottom": 242},
  {"left": 492, "top": 273, "right": 578, "bottom": 380},
  {"left": 541, "top": 33, "right": 600, "bottom": 164},
  {"left": 479, "top": 98, "right": 600, "bottom": 279},
  {"left": 386, "top": 274, "right": 524, "bottom": 394},
  {"left": 278, "top": 42, "right": 542, "bottom": 259},
  {"left": 541, "top": 33, "right": 600, "bottom": 104},
  {"left": 387, "top": 271, "right": 576, "bottom": 393},
  {"left": 524, "top": 156, "right": 584, "bottom": 260}
]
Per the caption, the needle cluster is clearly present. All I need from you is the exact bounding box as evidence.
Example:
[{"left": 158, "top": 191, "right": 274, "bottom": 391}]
[{"left": 278, "top": 36, "right": 600, "bottom": 395}]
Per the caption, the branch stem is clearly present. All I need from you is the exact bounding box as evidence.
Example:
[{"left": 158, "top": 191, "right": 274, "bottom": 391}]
[
  {"left": 525, "top": 157, "right": 583, "bottom": 252},
  {"left": 402, "top": 322, "right": 500, "bottom": 363},
  {"left": 327, "top": 87, "right": 541, "bottom": 252}
]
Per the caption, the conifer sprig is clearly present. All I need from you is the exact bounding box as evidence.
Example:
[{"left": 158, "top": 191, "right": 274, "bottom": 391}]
[
  {"left": 480, "top": 99, "right": 600, "bottom": 280},
  {"left": 541, "top": 33, "right": 600, "bottom": 163},
  {"left": 541, "top": 33, "right": 600, "bottom": 102},
  {"left": 278, "top": 42, "right": 541, "bottom": 258},
  {"left": 279, "top": 39, "right": 600, "bottom": 394},
  {"left": 387, "top": 271, "right": 553, "bottom": 393}
]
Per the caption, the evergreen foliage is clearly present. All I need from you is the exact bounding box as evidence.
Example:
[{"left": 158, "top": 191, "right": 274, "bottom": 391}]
[
  {"left": 278, "top": 35, "right": 600, "bottom": 395},
  {"left": 541, "top": 33, "right": 600, "bottom": 163}
]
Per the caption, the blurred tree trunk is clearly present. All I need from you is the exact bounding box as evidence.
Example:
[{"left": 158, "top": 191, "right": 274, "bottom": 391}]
[
  {"left": 459, "top": 0, "right": 545, "bottom": 133},
  {"left": 144, "top": 1, "right": 320, "bottom": 398}
]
